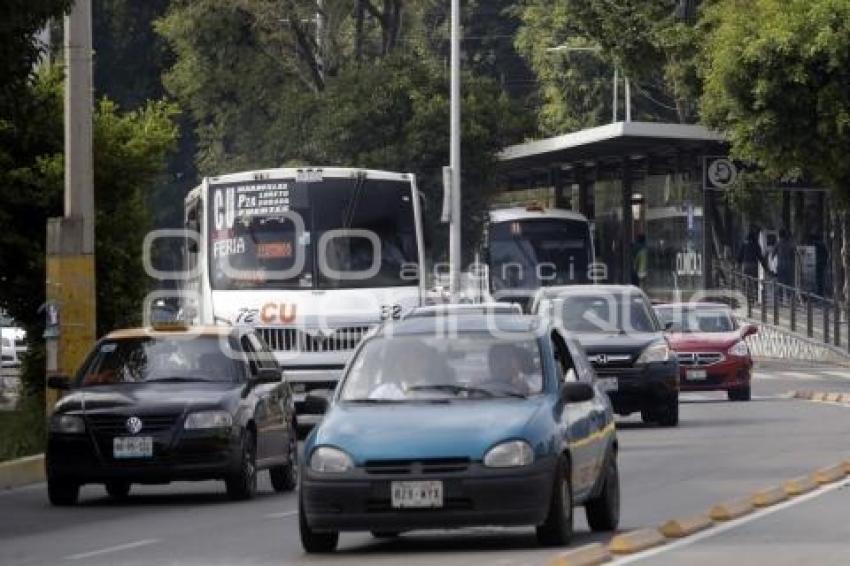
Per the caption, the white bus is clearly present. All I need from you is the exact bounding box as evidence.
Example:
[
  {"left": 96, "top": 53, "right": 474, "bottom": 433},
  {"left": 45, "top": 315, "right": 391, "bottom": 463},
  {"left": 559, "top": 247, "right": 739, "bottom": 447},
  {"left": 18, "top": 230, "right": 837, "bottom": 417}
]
[
  {"left": 485, "top": 207, "right": 595, "bottom": 310},
  {"left": 182, "top": 168, "right": 426, "bottom": 430}
]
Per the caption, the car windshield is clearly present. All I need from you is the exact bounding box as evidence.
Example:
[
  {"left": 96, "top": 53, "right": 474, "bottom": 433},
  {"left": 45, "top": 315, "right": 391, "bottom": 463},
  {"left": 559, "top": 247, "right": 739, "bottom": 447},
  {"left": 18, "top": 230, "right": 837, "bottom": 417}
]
[
  {"left": 489, "top": 218, "right": 592, "bottom": 292},
  {"left": 551, "top": 293, "right": 658, "bottom": 334},
  {"left": 339, "top": 333, "right": 544, "bottom": 401},
  {"left": 78, "top": 336, "right": 238, "bottom": 386},
  {"left": 208, "top": 177, "right": 419, "bottom": 290},
  {"left": 656, "top": 307, "right": 736, "bottom": 333}
]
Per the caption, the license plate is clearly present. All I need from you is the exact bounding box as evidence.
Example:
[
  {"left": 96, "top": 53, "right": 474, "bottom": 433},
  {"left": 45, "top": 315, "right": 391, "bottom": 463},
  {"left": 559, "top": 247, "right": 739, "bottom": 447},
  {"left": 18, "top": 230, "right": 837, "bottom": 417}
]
[
  {"left": 687, "top": 370, "right": 708, "bottom": 381},
  {"left": 391, "top": 481, "right": 443, "bottom": 509},
  {"left": 598, "top": 378, "right": 618, "bottom": 392},
  {"left": 113, "top": 436, "right": 153, "bottom": 459}
]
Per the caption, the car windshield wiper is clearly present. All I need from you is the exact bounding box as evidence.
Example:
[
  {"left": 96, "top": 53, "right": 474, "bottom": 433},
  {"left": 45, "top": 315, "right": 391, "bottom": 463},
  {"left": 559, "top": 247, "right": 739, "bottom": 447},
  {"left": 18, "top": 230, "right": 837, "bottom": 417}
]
[{"left": 407, "top": 384, "right": 496, "bottom": 398}]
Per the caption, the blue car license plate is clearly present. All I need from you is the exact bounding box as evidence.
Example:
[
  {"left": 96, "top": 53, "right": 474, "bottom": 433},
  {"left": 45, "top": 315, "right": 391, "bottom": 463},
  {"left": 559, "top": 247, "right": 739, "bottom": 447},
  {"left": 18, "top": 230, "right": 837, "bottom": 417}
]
[{"left": 391, "top": 480, "right": 443, "bottom": 509}]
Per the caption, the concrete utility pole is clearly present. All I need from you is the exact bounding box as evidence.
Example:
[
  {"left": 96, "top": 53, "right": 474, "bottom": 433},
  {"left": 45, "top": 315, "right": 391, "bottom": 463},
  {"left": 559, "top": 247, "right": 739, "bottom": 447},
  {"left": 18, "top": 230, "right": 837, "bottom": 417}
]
[
  {"left": 45, "top": 0, "right": 96, "bottom": 411},
  {"left": 448, "top": 0, "right": 462, "bottom": 300}
]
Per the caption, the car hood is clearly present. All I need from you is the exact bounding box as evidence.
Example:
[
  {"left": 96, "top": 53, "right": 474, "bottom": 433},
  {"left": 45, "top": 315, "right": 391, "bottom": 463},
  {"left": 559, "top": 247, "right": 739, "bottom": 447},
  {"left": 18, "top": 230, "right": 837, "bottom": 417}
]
[
  {"left": 55, "top": 383, "right": 236, "bottom": 414},
  {"left": 572, "top": 332, "right": 662, "bottom": 355},
  {"left": 313, "top": 398, "right": 548, "bottom": 463},
  {"left": 666, "top": 331, "right": 742, "bottom": 351}
]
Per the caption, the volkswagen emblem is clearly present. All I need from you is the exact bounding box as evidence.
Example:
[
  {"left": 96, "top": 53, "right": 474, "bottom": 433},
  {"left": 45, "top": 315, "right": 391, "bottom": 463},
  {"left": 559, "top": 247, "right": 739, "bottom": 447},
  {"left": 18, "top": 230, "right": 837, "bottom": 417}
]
[
  {"left": 126, "top": 416, "right": 143, "bottom": 435},
  {"left": 594, "top": 354, "right": 609, "bottom": 366}
]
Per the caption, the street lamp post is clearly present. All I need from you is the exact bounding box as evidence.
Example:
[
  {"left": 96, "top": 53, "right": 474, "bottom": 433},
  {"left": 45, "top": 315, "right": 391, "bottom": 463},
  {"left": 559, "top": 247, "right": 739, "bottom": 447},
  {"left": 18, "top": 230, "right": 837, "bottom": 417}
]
[{"left": 448, "top": 0, "right": 462, "bottom": 300}]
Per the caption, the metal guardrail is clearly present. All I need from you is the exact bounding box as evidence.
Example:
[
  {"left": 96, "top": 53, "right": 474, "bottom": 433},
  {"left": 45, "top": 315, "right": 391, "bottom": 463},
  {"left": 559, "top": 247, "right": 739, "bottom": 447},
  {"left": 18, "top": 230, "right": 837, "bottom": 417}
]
[{"left": 717, "top": 267, "right": 848, "bottom": 352}]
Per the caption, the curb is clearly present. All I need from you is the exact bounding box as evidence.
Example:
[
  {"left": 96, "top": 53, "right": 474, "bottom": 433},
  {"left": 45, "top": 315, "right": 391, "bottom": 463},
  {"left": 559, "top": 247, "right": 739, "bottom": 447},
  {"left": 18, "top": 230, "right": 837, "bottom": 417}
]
[
  {"left": 812, "top": 464, "right": 847, "bottom": 484},
  {"left": 708, "top": 497, "right": 753, "bottom": 521},
  {"left": 750, "top": 486, "right": 788, "bottom": 507},
  {"left": 783, "top": 475, "right": 818, "bottom": 496},
  {"left": 608, "top": 528, "right": 666, "bottom": 555},
  {"left": 0, "top": 454, "right": 45, "bottom": 490},
  {"left": 658, "top": 514, "right": 713, "bottom": 538},
  {"left": 549, "top": 543, "right": 611, "bottom": 566}
]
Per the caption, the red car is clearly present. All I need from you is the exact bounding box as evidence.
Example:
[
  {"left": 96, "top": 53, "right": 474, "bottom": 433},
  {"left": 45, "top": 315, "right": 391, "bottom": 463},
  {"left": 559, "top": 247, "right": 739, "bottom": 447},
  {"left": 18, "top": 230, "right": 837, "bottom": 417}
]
[{"left": 654, "top": 303, "right": 758, "bottom": 401}]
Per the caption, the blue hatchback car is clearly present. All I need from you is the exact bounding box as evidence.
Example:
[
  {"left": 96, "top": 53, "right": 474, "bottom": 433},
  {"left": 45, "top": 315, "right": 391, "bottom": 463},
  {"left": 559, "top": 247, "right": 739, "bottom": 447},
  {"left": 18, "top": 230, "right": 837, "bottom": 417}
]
[{"left": 299, "top": 313, "right": 619, "bottom": 552}]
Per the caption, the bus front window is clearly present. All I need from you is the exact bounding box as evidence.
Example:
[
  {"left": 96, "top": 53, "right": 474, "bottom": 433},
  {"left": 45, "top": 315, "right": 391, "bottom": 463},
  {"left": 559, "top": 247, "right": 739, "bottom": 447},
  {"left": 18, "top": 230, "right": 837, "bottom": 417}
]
[
  {"left": 207, "top": 177, "right": 419, "bottom": 291},
  {"left": 488, "top": 219, "right": 591, "bottom": 292}
]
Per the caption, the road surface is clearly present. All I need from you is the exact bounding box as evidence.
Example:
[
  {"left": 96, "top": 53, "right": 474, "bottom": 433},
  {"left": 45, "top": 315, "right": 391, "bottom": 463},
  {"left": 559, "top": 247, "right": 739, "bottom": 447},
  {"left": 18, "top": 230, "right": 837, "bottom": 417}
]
[{"left": 1, "top": 359, "right": 849, "bottom": 565}]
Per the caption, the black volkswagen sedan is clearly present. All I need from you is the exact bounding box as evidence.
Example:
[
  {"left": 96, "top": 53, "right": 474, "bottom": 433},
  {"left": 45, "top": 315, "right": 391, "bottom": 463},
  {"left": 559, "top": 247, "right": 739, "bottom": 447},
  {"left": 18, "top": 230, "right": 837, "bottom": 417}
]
[
  {"left": 46, "top": 324, "right": 298, "bottom": 505},
  {"left": 534, "top": 285, "right": 680, "bottom": 426}
]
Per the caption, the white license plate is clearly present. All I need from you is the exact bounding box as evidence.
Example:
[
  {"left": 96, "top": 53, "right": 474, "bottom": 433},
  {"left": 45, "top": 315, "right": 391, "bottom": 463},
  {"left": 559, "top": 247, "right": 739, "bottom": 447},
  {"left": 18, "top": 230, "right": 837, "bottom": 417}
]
[
  {"left": 687, "top": 370, "right": 708, "bottom": 381},
  {"left": 113, "top": 436, "right": 153, "bottom": 459},
  {"left": 598, "top": 378, "right": 618, "bottom": 392},
  {"left": 391, "top": 481, "right": 443, "bottom": 509}
]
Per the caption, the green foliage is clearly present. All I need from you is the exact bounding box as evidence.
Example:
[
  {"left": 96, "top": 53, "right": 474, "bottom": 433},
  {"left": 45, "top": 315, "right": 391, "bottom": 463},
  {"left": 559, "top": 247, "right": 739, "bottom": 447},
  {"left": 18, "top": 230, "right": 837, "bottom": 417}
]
[
  {"left": 515, "top": 0, "right": 702, "bottom": 133},
  {"left": 0, "top": 67, "right": 178, "bottom": 395},
  {"left": 0, "top": 394, "right": 46, "bottom": 463},
  {"left": 699, "top": 0, "right": 850, "bottom": 201},
  {"left": 157, "top": 0, "right": 532, "bottom": 256}
]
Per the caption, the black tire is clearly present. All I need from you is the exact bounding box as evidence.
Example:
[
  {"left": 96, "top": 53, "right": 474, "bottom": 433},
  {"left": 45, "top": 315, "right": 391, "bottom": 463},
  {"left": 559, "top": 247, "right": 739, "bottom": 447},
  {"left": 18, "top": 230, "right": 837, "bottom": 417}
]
[
  {"left": 270, "top": 422, "right": 298, "bottom": 493},
  {"left": 105, "top": 481, "right": 131, "bottom": 500},
  {"left": 728, "top": 385, "right": 751, "bottom": 402},
  {"left": 640, "top": 408, "right": 656, "bottom": 425},
  {"left": 299, "top": 498, "right": 338, "bottom": 553},
  {"left": 371, "top": 531, "right": 401, "bottom": 539},
  {"left": 656, "top": 395, "right": 679, "bottom": 427},
  {"left": 585, "top": 455, "right": 620, "bottom": 532},
  {"left": 536, "top": 455, "right": 573, "bottom": 547},
  {"left": 226, "top": 430, "right": 257, "bottom": 501},
  {"left": 47, "top": 477, "right": 79, "bottom": 506}
]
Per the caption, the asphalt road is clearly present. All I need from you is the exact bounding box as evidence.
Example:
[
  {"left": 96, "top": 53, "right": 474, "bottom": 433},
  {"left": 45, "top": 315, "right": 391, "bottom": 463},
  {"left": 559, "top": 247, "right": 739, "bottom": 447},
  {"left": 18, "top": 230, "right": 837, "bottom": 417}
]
[{"left": 1, "top": 359, "right": 849, "bottom": 566}]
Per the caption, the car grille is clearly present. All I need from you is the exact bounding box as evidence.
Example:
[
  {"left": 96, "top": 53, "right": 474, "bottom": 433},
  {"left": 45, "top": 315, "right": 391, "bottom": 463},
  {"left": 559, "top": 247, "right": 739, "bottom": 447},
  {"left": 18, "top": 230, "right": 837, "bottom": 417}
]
[
  {"left": 258, "top": 326, "right": 371, "bottom": 353},
  {"left": 363, "top": 458, "right": 470, "bottom": 475},
  {"left": 86, "top": 413, "right": 181, "bottom": 435},
  {"left": 587, "top": 353, "right": 634, "bottom": 369},
  {"left": 677, "top": 352, "right": 725, "bottom": 367}
]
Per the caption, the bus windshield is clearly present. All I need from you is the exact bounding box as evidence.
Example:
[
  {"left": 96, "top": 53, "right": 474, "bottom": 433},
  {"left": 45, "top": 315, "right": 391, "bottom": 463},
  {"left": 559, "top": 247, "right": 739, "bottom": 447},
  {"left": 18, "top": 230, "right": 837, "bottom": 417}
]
[
  {"left": 488, "top": 218, "right": 592, "bottom": 292},
  {"left": 208, "top": 177, "right": 419, "bottom": 290}
]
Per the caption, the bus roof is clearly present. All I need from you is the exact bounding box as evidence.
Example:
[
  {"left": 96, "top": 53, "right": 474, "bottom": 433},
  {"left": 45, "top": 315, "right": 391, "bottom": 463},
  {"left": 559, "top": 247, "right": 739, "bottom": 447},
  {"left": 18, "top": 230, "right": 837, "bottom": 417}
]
[
  {"left": 489, "top": 207, "right": 589, "bottom": 224},
  {"left": 204, "top": 167, "right": 413, "bottom": 187}
]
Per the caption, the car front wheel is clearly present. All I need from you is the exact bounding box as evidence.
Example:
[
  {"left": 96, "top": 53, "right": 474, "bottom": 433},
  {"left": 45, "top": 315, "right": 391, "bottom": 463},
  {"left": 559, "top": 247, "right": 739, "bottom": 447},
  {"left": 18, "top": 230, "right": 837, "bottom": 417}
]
[
  {"left": 47, "top": 477, "right": 79, "bottom": 506},
  {"left": 270, "top": 421, "right": 298, "bottom": 493},
  {"left": 536, "top": 455, "right": 573, "bottom": 546},
  {"left": 226, "top": 431, "right": 257, "bottom": 501},
  {"left": 728, "top": 385, "right": 751, "bottom": 401},
  {"left": 585, "top": 455, "right": 620, "bottom": 531},
  {"left": 299, "top": 497, "right": 339, "bottom": 553}
]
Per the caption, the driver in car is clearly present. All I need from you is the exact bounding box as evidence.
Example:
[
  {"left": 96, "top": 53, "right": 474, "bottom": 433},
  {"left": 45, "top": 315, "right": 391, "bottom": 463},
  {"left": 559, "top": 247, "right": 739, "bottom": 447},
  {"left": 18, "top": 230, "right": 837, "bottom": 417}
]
[{"left": 483, "top": 343, "right": 536, "bottom": 396}]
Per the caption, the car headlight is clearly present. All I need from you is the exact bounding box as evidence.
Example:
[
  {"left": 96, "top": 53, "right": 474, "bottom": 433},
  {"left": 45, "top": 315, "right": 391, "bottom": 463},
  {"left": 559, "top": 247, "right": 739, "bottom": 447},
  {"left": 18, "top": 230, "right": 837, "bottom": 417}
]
[
  {"left": 309, "top": 446, "right": 354, "bottom": 473},
  {"left": 184, "top": 410, "right": 233, "bottom": 430},
  {"left": 483, "top": 440, "right": 534, "bottom": 468},
  {"left": 636, "top": 341, "right": 671, "bottom": 365},
  {"left": 50, "top": 414, "right": 85, "bottom": 434},
  {"left": 729, "top": 340, "right": 750, "bottom": 357}
]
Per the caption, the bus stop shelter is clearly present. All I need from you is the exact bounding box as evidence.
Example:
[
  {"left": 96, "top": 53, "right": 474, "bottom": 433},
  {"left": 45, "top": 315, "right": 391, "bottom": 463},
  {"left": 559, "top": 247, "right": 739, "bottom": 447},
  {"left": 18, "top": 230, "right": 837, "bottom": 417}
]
[{"left": 498, "top": 121, "right": 729, "bottom": 297}]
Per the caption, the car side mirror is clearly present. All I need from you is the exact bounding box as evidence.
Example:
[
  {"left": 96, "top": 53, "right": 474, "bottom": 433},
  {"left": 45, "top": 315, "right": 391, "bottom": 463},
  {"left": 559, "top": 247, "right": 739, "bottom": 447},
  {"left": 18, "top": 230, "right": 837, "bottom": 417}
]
[
  {"left": 663, "top": 321, "right": 676, "bottom": 332},
  {"left": 743, "top": 324, "right": 758, "bottom": 337},
  {"left": 304, "top": 390, "right": 332, "bottom": 414},
  {"left": 253, "top": 367, "right": 282, "bottom": 384},
  {"left": 47, "top": 375, "right": 71, "bottom": 390},
  {"left": 560, "top": 381, "right": 594, "bottom": 404}
]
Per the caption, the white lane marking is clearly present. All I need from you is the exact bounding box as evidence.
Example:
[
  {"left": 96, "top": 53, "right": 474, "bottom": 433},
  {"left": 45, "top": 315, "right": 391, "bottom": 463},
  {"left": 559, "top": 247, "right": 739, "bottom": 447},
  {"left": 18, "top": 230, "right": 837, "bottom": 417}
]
[
  {"left": 820, "top": 370, "right": 850, "bottom": 379},
  {"left": 65, "top": 538, "right": 160, "bottom": 561},
  {"left": 613, "top": 476, "right": 850, "bottom": 564},
  {"left": 264, "top": 510, "right": 298, "bottom": 519}
]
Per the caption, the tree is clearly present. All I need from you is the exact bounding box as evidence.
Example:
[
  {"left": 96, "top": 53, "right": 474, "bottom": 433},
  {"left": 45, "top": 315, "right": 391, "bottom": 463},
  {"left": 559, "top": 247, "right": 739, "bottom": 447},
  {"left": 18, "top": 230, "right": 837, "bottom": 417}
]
[
  {"left": 699, "top": 0, "right": 850, "bottom": 299},
  {"left": 515, "top": 0, "right": 703, "bottom": 134},
  {"left": 0, "top": 67, "right": 178, "bottom": 394},
  {"left": 157, "top": 0, "right": 533, "bottom": 256}
]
